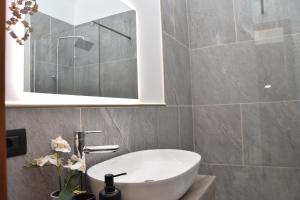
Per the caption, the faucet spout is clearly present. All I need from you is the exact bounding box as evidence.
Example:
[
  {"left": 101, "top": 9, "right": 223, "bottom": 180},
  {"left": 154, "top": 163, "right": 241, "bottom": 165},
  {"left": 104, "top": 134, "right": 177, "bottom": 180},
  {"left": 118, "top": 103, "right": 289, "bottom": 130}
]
[
  {"left": 74, "top": 131, "right": 119, "bottom": 157},
  {"left": 83, "top": 145, "right": 119, "bottom": 154}
]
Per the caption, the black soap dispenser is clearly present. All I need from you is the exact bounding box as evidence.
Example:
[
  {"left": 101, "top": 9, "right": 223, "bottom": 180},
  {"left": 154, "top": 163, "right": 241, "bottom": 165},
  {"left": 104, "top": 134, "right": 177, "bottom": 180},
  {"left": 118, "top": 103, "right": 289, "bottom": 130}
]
[{"left": 99, "top": 173, "right": 127, "bottom": 200}]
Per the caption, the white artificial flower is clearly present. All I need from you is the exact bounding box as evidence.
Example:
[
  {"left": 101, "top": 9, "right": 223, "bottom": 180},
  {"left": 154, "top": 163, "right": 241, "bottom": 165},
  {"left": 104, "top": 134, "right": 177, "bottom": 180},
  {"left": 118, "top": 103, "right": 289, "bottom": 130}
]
[
  {"left": 51, "top": 136, "right": 71, "bottom": 153},
  {"left": 33, "top": 153, "right": 62, "bottom": 167},
  {"left": 64, "top": 154, "right": 86, "bottom": 173},
  {"left": 48, "top": 153, "right": 62, "bottom": 167},
  {"left": 34, "top": 156, "right": 50, "bottom": 167}
]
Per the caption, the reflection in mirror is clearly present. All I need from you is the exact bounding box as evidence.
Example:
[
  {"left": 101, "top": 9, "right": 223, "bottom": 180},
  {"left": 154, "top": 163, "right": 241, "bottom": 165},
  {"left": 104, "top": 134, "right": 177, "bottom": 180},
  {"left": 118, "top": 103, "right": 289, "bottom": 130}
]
[{"left": 24, "top": 0, "right": 138, "bottom": 99}]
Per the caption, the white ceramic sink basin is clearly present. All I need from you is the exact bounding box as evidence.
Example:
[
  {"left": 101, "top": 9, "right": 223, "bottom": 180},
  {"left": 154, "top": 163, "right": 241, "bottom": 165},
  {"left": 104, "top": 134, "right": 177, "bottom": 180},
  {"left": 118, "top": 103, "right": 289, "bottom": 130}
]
[{"left": 87, "top": 149, "right": 201, "bottom": 200}]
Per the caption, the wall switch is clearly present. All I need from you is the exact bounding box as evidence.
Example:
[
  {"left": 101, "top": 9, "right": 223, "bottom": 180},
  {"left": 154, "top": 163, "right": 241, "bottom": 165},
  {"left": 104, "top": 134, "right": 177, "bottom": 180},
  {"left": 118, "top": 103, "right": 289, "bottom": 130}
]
[{"left": 6, "top": 129, "right": 27, "bottom": 158}]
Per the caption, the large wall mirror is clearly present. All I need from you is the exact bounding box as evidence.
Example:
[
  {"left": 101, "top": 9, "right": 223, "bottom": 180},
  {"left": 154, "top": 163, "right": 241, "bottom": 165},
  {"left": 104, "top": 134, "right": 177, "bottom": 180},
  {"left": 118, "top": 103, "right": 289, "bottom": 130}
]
[
  {"left": 25, "top": 0, "right": 138, "bottom": 99},
  {"left": 6, "top": 0, "right": 165, "bottom": 107}
]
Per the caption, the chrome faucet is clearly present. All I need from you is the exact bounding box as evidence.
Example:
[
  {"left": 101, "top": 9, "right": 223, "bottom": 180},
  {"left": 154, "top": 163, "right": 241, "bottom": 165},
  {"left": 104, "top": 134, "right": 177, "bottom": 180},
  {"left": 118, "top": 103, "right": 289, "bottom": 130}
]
[
  {"left": 73, "top": 131, "right": 119, "bottom": 158},
  {"left": 74, "top": 131, "right": 119, "bottom": 190}
]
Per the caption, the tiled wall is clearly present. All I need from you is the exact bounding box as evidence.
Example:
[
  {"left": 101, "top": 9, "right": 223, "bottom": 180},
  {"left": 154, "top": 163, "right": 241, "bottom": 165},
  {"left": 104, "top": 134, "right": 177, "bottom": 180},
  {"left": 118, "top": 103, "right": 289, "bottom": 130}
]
[
  {"left": 6, "top": 1, "right": 193, "bottom": 200},
  {"left": 9, "top": 0, "right": 300, "bottom": 200},
  {"left": 188, "top": 0, "right": 300, "bottom": 199}
]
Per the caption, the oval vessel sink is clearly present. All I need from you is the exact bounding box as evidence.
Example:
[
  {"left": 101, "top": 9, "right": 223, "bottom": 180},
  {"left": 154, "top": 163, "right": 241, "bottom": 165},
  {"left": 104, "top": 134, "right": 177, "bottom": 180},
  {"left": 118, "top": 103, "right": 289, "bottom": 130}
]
[{"left": 87, "top": 149, "right": 201, "bottom": 200}]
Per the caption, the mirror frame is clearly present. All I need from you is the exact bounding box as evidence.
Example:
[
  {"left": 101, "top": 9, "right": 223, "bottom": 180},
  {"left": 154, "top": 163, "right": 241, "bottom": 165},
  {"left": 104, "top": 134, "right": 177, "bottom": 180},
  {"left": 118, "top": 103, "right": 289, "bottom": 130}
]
[{"left": 5, "top": 0, "right": 165, "bottom": 107}]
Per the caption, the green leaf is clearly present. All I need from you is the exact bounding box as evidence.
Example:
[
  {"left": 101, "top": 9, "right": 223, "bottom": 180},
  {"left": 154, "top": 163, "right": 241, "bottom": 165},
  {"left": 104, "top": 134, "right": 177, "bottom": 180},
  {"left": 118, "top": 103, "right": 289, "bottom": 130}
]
[
  {"left": 59, "top": 174, "right": 79, "bottom": 200},
  {"left": 65, "top": 174, "right": 80, "bottom": 192},
  {"left": 59, "top": 189, "right": 73, "bottom": 200}
]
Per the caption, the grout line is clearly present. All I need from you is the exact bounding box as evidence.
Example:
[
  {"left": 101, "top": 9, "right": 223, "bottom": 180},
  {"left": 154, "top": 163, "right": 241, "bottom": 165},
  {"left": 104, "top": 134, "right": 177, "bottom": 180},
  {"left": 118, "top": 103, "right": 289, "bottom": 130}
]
[
  {"left": 38, "top": 57, "right": 138, "bottom": 69},
  {"left": 35, "top": 61, "right": 77, "bottom": 68},
  {"left": 172, "top": 0, "right": 176, "bottom": 40},
  {"left": 192, "top": 104, "right": 196, "bottom": 153},
  {"left": 200, "top": 162, "right": 300, "bottom": 170},
  {"left": 192, "top": 99, "right": 300, "bottom": 107},
  {"left": 163, "top": 30, "right": 189, "bottom": 49},
  {"left": 74, "top": 57, "right": 137, "bottom": 67},
  {"left": 178, "top": 106, "right": 182, "bottom": 149},
  {"left": 191, "top": 39, "right": 254, "bottom": 51},
  {"left": 185, "top": 0, "right": 195, "bottom": 153},
  {"left": 98, "top": 25, "right": 103, "bottom": 96},
  {"left": 101, "top": 57, "right": 137, "bottom": 65},
  {"left": 49, "top": 17, "right": 52, "bottom": 35},
  {"left": 240, "top": 104, "right": 245, "bottom": 165},
  {"left": 185, "top": 0, "right": 191, "bottom": 49},
  {"left": 166, "top": 105, "right": 194, "bottom": 108},
  {"left": 191, "top": 32, "right": 300, "bottom": 51},
  {"left": 79, "top": 107, "right": 82, "bottom": 131},
  {"left": 232, "top": 0, "right": 238, "bottom": 42},
  {"left": 173, "top": 0, "right": 177, "bottom": 46},
  {"left": 73, "top": 27, "right": 76, "bottom": 93},
  {"left": 190, "top": 46, "right": 196, "bottom": 153}
]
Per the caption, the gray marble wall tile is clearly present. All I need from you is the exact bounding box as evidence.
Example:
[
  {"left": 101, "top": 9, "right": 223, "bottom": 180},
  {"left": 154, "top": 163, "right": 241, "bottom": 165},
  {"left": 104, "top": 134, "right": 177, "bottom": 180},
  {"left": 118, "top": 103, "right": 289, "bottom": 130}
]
[
  {"left": 35, "top": 62, "right": 56, "bottom": 94},
  {"left": 242, "top": 102, "right": 300, "bottom": 167},
  {"left": 107, "top": 107, "right": 159, "bottom": 152},
  {"left": 234, "top": 0, "right": 300, "bottom": 41},
  {"left": 99, "top": 11, "right": 137, "bottom": 62},
  {"left": 194, "top": 105, "right": 242, "bottom": 164},
  {"left": 131, "top": 107, "right": 159, "bottom": 151},
  {"left": 191, "top": 42, "right": 258, "bottom": 105},
  {"left": 163, "top": 33, "right": 191, "bottom": 105},
  {"left": 74, "top": 64, "right": 100, "bottom": 97},
  {"left": 30, "top": 12, "right": 51, "bottom": 40},
  {"left": 74, "top": 22, "right": 100, "bottom": 66},
  {"left": 102, "top": 59, "right": 138, "bottom": 99},
  {"left": 58, "top": 65, "right": 74, "bottom": 95},
  {"left": 285, "top": 34, "right": 300, "bottom": 100},
  {"left": 191, "top": 34, "right": 300, "bottom": 105},
  {"left": 161, "top": 0, "right": 189, "bottom": 47},
  {"left": 157, "top": 106, "right": 180, "bottom": 149},
  {"left": 161, "top": 0, "right": 175, "bottom": 36},
  {"left": 199, "top": 164, "right": 300, "bottom": 200},
  {"left": 254, "top": 36, "right": 299, "bottom": 102},
  {"left": 6, "top": 108, "right": 80, "bottom": 200},
  {"left": 50, "top": 16, "right": 74, "bottom": 36},
  {"left": 187, "top": 0, "right": 236, "bottom": 48},
  {"left": 174, "top": 0, "right": 189, "bottom": 46},
  {"left": 81, "top": 106, "right": 186, "bottom": 165},
  {"left": 179, "top": 106, "right": 194, "bottom": 151}
]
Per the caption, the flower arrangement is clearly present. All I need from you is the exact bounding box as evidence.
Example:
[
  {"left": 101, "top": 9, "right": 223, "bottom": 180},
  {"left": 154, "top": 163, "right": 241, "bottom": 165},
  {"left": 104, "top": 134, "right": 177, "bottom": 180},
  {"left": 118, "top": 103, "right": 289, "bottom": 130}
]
[
  {"left": 26, "top": 136, "right": 86, "bottom": 200},
  {"left": 6, "top": 0, "right": 38, "bottom": 45}
]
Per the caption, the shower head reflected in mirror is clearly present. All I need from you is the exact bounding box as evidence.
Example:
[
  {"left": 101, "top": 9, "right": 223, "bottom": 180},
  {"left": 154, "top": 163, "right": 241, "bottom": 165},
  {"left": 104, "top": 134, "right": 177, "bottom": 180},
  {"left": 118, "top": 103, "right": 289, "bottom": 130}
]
[{"left": 75, "top": 37, "right": 94, "bottom": 51}]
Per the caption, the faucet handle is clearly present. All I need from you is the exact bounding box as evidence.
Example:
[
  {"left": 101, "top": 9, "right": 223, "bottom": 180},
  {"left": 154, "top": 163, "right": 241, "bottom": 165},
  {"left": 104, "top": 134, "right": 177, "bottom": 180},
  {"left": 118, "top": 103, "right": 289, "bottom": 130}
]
[
  {"left": 83, "top": 145, "right": 119, "bottom": 154},
  {"left": 74, "top": 131, "right": 103, "bottom": 136},
  {"left": 82, "top": 131, "right": 103, "bottom": 134}
]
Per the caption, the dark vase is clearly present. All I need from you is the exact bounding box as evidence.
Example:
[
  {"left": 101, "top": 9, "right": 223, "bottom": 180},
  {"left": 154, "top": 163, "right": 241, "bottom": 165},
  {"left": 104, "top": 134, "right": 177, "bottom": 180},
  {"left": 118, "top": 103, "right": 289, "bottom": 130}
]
[
  {"left": 50, "top": 191, "right": 60, "bottom": 200},
  {"left": 72, "top": 193, "right": 96, "bottom": 200}
]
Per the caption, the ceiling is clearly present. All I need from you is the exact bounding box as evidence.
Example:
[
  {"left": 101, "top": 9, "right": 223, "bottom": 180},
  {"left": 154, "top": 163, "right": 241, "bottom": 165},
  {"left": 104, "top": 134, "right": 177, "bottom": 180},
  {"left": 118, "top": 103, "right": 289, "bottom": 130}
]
[{"left": 37, "top": 0, "right": 133, "bottom": 25}]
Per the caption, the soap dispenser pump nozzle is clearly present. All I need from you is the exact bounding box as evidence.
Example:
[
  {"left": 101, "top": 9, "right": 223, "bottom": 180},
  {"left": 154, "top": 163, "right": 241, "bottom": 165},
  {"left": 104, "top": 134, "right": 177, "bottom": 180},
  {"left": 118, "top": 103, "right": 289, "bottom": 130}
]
[
  {"left": 100, "top": 173, "right": 127, "bottom": 200},
  {"left": 104, "top": 173, "right": 127, "bottom": 193}
]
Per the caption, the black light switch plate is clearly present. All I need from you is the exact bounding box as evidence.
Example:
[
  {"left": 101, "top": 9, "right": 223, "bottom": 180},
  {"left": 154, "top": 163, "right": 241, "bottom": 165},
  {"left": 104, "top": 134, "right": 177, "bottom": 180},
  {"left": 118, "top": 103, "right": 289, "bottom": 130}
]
[{"left": 6, "top": 129, "right": 27, "bottom": 158}]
